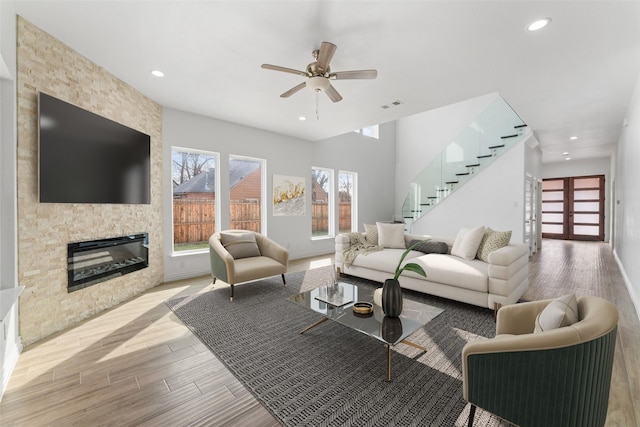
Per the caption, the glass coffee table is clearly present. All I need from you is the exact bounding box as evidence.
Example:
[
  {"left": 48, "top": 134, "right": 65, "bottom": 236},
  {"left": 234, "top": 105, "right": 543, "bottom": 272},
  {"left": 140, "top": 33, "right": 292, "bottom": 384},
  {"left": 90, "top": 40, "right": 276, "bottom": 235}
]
[{"left": 287, "top": 282, "right": 444, "bottom": 381}]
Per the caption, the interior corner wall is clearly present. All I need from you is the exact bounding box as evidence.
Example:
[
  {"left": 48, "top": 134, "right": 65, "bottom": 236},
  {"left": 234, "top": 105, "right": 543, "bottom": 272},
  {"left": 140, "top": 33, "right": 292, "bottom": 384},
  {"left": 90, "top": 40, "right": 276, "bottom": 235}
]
[
  {"left": 1, "top": 2, "right": 17, "bottom": 289},
  {"left": 16, "top": 17, "right": 164, "bottom": 345},
  {"left": 614, "top": 72, "right": 640, "bottom": 318}
]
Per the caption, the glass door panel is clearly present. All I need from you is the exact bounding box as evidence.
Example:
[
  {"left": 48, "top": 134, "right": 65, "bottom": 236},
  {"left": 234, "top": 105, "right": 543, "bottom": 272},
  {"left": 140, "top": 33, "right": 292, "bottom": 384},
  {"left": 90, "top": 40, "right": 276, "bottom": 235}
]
[{"left": 542, "top": 175, "right": 604, "bottom": 241}]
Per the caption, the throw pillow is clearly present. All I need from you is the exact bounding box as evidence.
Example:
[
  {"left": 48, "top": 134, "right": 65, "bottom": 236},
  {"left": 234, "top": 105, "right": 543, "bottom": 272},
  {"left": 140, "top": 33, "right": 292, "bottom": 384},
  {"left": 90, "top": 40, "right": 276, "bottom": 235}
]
[
  {"left": 451, "top": 226, "right": 485, "bottom": 260},
  {"left": 376, "top": 222, "right": 406, "bottom": 249},
  {"left": 534, "top": 294, "right": 579, "bottom": 333},
  {"left": 220, "top": 231, "right": 261, "bottom": 259},
  {"left": 363, "top": 223, "right": 379, "bottom": 245},
  {"left": 408, "top": 239, "right": 448, "bottom": 254},
  {"left": 476, "top": 227, "right": 512, "bottom": 262}
]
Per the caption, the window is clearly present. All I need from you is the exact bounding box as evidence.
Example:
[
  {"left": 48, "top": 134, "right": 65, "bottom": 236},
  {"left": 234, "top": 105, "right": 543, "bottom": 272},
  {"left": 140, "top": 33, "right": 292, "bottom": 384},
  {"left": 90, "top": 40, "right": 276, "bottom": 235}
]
[
  {"left": 353, "top": 124, "right": 379, "bottom": 139},
  {"left": 311, "top": 167, "right": 334, "bottom": 238},
  {"left": 229, "top": 155, "right": 265, "bottom": 232},
  {"left": 338, "top": 171, "right": 357, "bottom": 234},
  {"left": 172, "top": 148, "right": 218, "bottom": 253}
]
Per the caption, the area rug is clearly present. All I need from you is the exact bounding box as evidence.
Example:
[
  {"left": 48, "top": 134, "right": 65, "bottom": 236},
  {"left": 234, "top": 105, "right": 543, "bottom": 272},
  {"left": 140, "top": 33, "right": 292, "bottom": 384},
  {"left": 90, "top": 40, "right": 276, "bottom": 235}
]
[{"left": 166, "top": 267, "right": 509, "bottom": 426}]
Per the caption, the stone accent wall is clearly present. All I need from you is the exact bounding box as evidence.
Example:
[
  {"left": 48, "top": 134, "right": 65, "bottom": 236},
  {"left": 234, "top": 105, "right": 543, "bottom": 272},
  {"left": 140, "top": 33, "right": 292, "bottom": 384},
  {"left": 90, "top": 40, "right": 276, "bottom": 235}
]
[{"left": 16, "top": 17, "right": 164, "bottom": 345}]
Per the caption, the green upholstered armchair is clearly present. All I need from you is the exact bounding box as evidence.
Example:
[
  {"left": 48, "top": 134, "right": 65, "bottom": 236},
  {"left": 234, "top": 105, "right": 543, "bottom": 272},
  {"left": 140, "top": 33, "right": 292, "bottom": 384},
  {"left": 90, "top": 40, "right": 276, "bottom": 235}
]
[
  {"left": 209, "top": 230, "right": 289, "bottom": 301},
  {"left": 462, "top": 296, "right": 618, "bottom": 427}
]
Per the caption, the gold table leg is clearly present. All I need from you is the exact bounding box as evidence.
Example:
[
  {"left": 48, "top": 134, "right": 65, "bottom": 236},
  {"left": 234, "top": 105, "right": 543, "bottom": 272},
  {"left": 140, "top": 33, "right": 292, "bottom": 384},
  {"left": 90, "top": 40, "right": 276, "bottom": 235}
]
[
  {"left": 400, "top": 339, "right": 428, "bottom": 353},
  {"left": 299, "top": 317, "right": 329, "bottom": 334},
  {"left": 387, "top": 344, "right": 392, "bottom": 382}
]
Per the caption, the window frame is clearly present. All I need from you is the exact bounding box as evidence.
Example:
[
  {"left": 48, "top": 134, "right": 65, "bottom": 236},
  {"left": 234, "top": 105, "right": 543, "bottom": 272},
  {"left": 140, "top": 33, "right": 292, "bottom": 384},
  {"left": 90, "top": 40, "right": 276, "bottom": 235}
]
[
  {"left": 311, "top": 166, "right": 335, "bottom": 240},
  {"left": 338, "top": 170, "right": 358, "bottom": 234},
  {"left": 229, "top": 154, "right": 267, "bottom": 234},
  {"left": 171, "top": 146, "right": 220, "bottom": 255}
]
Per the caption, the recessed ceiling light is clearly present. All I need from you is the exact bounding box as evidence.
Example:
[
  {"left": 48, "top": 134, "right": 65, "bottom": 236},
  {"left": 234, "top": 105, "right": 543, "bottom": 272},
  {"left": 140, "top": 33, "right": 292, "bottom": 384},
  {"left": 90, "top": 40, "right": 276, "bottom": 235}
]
[
  {"left": 569, "top": 136, "right": 578, "bottom": 140},
  {"left": 151, "top": 70, "right": 164, "bottom": 77},
  {"left": 298, "top": 116, "right": 306, "bottom": 121},
  {"left": 527, "top": 18, "right": 551, "bottom": 32},
  {"left": 565, "top": 157, "right": 571, "bottom": 161},
  {"left": 562, "top": 152, "right": 570, "bottom": 156}
]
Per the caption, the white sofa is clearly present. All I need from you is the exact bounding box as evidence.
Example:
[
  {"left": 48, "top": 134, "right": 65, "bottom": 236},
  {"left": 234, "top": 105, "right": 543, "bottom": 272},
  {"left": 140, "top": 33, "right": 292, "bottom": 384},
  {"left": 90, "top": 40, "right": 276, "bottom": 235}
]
[{"left": 335, "top": 232, "right": 529, "bottom": 312}]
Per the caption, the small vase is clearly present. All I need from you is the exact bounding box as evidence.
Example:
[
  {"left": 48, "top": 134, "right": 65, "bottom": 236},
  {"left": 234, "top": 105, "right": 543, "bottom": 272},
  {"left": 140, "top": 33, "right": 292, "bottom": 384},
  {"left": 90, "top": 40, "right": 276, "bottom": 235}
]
[{"left": 382, "top": 278, "right": 403, "bottom": 317}]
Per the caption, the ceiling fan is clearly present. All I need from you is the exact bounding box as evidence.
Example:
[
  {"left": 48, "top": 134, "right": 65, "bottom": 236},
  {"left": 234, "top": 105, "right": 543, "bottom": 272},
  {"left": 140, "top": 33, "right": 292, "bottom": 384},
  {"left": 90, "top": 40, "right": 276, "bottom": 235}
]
[{"left": 261, "top": 41, "right": 377, "bottom": 103}]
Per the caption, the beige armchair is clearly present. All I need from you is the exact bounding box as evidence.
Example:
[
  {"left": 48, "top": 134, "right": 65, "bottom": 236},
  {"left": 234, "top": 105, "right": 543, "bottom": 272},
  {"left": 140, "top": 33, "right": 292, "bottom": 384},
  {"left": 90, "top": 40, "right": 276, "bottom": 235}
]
[
  {"left": 462, "top": 295, "right": 618, "bottom": 427},
  {"left": 209, "top": 230, "right": 289, "bottom": 301}
]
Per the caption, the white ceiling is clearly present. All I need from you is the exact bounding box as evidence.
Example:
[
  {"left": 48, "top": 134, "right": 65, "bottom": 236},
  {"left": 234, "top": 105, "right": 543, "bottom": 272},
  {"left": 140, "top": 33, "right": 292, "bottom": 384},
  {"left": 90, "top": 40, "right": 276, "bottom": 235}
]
[{"left": 9, "top": 1, "right": 640, "bottom": 163}]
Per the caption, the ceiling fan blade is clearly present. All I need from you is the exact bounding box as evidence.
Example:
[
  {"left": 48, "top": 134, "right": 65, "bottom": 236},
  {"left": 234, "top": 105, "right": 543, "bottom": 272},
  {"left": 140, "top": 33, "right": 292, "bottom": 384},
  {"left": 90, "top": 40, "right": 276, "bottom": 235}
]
[
  {"left": 316, "top": 42, "right": 337, "bottom": 72},
  {"left": 325, "top": 84, "right": 343, "bottom": 103},
  {"left": 262, "top": 64, "right": 308, "bottom": 77},
  {"left": 330, "top": 69, "right": 378, "bottom": 80},
  {"left": 280, "top": 82, "right": 306, "bottom": 98}
]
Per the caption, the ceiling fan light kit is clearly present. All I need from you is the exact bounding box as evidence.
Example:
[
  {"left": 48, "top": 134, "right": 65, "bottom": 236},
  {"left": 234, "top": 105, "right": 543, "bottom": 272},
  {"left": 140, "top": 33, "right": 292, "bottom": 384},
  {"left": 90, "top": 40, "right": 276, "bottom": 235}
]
[
  {"left": 307, "top": 76, "right": 330, "bottom": 92},
  {"left": 261, "top": 41, "right": 377, "bottom": 103}
]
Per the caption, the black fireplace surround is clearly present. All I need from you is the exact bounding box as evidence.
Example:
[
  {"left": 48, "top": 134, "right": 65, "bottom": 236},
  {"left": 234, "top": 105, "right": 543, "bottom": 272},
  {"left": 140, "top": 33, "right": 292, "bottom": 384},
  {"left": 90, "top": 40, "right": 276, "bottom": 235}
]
[{"left": 67, "top": 233, "right": 149, "bottom": 292}]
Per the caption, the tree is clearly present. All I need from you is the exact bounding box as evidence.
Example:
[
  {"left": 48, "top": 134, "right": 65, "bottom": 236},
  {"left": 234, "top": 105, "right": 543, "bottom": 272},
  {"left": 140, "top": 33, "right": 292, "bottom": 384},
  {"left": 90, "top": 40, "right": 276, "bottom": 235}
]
[{"left": 172, "top": 151, "right": 215, "bottom": 185}]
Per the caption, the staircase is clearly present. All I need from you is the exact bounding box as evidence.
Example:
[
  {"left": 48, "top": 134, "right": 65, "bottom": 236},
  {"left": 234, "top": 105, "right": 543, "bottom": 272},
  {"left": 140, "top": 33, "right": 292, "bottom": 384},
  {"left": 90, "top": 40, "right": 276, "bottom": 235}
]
[{"left": 401, "top": 96, "right": 530, "bottom": 231}]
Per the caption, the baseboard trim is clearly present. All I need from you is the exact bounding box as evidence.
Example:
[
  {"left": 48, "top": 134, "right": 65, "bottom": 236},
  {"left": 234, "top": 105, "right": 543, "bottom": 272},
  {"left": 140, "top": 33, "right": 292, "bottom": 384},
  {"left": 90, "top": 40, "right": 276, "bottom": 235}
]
[{"left": 613, "top": 248, "right": 640, "bottom": 322}]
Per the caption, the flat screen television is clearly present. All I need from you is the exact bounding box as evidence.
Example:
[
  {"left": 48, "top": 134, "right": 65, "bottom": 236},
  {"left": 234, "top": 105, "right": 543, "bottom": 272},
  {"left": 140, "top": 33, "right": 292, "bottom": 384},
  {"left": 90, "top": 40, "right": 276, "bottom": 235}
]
[{"left": 38, "top": 92, "right": 151, "bottom": 204}]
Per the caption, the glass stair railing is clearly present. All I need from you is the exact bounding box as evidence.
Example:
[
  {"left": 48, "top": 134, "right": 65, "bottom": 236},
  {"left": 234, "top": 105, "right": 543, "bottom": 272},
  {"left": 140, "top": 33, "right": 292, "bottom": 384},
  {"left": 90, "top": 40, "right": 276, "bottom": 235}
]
[{"left": 401, "top": 96, "right": 530, "bottom": 231}]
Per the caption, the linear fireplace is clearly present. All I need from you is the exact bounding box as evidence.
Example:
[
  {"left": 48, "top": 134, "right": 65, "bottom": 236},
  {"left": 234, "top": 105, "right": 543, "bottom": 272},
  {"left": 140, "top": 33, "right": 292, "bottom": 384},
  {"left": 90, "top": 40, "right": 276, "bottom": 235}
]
[{"left": 67, "top": 233, "right": 149, "bottom": 292}]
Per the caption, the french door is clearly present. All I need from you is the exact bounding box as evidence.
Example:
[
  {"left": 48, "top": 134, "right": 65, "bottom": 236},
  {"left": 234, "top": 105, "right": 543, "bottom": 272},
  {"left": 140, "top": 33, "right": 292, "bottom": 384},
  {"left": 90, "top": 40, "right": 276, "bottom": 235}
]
[{"left": 541, "top": 175, "right": 605, "bottom": 241}]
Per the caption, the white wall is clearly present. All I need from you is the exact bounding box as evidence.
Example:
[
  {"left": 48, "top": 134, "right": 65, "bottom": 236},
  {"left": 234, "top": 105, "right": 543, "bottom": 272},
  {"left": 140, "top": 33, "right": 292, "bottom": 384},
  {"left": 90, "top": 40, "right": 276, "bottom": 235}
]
[
  {"left": 411, "top": 140, "right": 527, "bottom": 241},
  {"left": 542, "top": 156, "right": 611, "bottom": 242},
  {"left": 395, "top": 92, "right": 498, "bottom": 215},
  {"left": 162, "top": 109, "right": 396, "bottom": 282},
  {"left": 0, "top": 0, "right": 17, "bottom": 289},
  {"left": 312, "top": 121, "right": 397, "bottom": 228},
  {"left": 614, "top": 73, "right": 640, "bottom": 318}
]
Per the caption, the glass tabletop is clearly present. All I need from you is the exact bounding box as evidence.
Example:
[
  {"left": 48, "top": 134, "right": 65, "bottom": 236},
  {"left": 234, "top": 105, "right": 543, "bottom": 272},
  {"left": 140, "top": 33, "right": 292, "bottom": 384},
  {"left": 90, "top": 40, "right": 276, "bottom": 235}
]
[{"left": 287, "top": 282, "right": 444, "bottom": 346}]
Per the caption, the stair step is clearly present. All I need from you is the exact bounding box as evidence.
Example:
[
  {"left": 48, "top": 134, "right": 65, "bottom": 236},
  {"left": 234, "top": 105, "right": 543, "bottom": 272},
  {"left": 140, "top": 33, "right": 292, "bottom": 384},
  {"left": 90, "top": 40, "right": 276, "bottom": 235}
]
[
  {"left": 455, "top": 172, "right": 470, "bottom": 176},
  {"left": 477, "top": 154, "right": 492, "bottom": 159},
  {"left": 427, "top": 196, "right": 437, "bottom": 199},
  {"left": 514, "top": 124, "right": 528, "bottom": 129},
  {"left": 488, "top": 144, "right": 506, "bottom": 149},
  {"left": 466, "top": 163, "right": 480, "bottom": 168},
  {"left": 500, "top": 134, "right": 518, "bottom": 139},
  {"left": 420, "top": 203, "right": 431, "bottom": 206},
  {"left": 437, "top": 188, "right": 448, "bottom": 192},
  {"left": 445, "top": 181, "right": 459, "bottom": 184}
]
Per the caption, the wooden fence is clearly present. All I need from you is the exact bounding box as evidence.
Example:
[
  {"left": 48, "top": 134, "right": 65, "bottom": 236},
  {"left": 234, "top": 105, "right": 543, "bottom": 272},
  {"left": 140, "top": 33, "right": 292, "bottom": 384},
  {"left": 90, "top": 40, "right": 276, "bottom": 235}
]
[{"left": 173, "top": 199, "right": 352, "bottom": 244}]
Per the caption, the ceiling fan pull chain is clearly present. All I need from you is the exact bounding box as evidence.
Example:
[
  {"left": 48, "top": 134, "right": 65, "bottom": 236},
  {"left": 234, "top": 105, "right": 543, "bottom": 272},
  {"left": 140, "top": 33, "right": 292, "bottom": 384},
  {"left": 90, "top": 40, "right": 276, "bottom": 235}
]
[{"left": 316, "top": 92, "right": 320, "bottom": 120}]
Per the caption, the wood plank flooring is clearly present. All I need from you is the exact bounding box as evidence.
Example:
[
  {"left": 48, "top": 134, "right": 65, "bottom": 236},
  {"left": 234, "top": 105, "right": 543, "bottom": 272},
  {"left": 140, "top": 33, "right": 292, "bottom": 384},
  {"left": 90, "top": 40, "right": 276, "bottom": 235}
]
[{"left": 0, "top": 240, "right": 637, "bottom": 426}]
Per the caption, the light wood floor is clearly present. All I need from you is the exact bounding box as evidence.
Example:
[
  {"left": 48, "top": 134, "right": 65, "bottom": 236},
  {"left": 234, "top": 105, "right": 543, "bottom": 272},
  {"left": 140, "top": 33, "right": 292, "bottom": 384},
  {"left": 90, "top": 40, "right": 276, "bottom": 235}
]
[{"left": 0, "top": 240, "right": 638, "bottom": 426}]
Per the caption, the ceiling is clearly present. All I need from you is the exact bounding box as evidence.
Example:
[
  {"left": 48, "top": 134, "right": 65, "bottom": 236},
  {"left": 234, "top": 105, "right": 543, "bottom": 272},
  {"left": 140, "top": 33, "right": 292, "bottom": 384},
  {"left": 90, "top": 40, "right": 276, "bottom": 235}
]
[{"left": 8, "top": 1, "right": 640, "bottom": 163}]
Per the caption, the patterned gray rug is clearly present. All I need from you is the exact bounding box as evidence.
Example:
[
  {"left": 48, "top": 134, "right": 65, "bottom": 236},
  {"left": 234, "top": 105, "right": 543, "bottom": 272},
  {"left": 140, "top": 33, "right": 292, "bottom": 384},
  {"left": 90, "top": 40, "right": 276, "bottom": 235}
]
[{"left": 166, "top": 267, "right": 509, "bottom": 426}]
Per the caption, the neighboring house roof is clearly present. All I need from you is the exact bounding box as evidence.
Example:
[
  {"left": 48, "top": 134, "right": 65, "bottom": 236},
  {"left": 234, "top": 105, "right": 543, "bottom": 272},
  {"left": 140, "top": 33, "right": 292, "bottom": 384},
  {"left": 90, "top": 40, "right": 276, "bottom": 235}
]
[
  {"left": 229, "top": 159, "right": 260, "bottom": 189},
  {"left": 173, "top": 169, "right": 214, "bottom": 194},
  {"left": 173, "top": 159, "right": 260, "bottom": 195}
]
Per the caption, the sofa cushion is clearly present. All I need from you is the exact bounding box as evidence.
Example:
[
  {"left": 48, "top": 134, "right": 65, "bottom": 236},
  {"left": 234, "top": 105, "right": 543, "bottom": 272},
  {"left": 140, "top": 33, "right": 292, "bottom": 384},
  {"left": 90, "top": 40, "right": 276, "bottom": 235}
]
[
  {"left": 363, "top": 223, "right": 379, "bottom": 245},
  {"left": 534, "top": 294, "right": 579, "bottom": 333},
  {"left": 350, "top": 248, "right": 420, "bottom": 273},
  {"left": 409, "top": 239, "right": 448, "bottom": 254},
  {"left": 377, "top": 222, "right": 406, "bottom": 249},
  {"left": 220, "top": 231, "right": 261, "bottom": 259},
  {"left": 415, "top": 254, "right": 489, "bottom": 292},
  {"left": 476, "top": 228, "right": 512, "bottom": 262},
  {"left": 451, "top": 226, "right": 485, "bottom": 260}
]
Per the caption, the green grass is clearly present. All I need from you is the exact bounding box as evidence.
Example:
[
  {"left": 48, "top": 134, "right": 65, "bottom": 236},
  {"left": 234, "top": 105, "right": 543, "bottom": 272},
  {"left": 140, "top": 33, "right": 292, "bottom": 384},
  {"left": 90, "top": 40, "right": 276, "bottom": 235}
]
[{"left": 174, "top": 242, "right": 209, "bottom": 252}]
